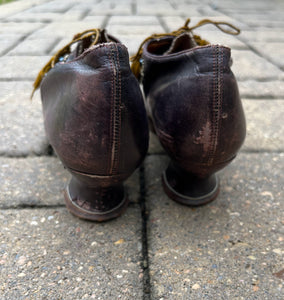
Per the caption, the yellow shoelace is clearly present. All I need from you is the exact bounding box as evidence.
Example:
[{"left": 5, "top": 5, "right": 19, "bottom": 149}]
[
  {"left": 31, "top": 28, "right": 101, "bottom": 98},
  {"left": 130, "top": 18, "right": 240, "bottom": 79}
]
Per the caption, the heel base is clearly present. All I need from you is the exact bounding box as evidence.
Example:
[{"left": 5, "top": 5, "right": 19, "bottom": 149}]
[
  {"left": 162, "top": 170, "right": 220, "bottom": 206},
  {"left": 64, "top": 177, "right": 129, "bottom": 222}
]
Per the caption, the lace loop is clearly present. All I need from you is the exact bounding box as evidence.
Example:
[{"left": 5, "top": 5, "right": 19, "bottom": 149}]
[
  {"left": 31, "top": 28, "right": 101, "bottom": 99},
  {"left": 130, "top": 18, "right": 240, "bottom": 79}
]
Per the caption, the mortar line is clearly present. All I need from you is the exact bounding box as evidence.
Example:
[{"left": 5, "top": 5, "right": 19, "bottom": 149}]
[
  {"left": 156, "top": 15, "right": 169, "bottom": 32},
  {"left": 139, "top": 164, "right": 151, "bottom": 300}
]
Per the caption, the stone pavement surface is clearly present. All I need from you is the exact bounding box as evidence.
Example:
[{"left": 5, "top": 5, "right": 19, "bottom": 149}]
[{"left": 0, "top": 0, "right": 283, "bottom": 299}]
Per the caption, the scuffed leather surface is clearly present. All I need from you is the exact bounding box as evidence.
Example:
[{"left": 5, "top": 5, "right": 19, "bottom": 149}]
[
  {"left": 41, "top": 42, "right": 149, "bottom": 179},
  {"left": 142, "top": 37, "right": 246, "bottom": 177}
]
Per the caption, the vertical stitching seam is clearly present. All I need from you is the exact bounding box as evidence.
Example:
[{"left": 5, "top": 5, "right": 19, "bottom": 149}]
[
  {"left": 109, "top": 44, "right": 121, "bottom": 175},
  {"left": 208, "top": 45, "right": 221, "bottom": 166},
  {"left": 108, "top": 46, "right": 115, "bottom": 175},
  {"left": 112, "top": 45, "right": 122, "bottom": 174}
]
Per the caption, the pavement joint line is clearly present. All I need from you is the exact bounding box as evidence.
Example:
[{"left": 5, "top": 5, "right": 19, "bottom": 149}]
[
  {"left": 0, "top": 201, "right": 139, "bottom": 211},
  {"left": 1, "top": 34, "right": 27, "bottom": 56},
  {"left": 1, "top": 22, "right": 47, "bottom": 56},
  {"left": 138, "top": 164, "right": 151, "bottom": 300},
  {"left": 101, "top": 14, "right": 111, "bottom": 29},
  {"left": 131, "top": 0, "right": 137, "bottom": 15},
  {"left": 79, "top": 8, "right": 91, "bottom": 21},
  {"left": 157, "top": 15, "right": 169, "bottom": 32},
  {"left": 0, "top": 77, "right": 36, "bottom": 81},
  {"left": 238, "top": 36, "right": 284, "bottom": 72},
  {"left": 0, "top": 204, "right": 66, "bottom": 210},
  {"left": 45, "top": 36, "right": 62, "bottom": 55}
]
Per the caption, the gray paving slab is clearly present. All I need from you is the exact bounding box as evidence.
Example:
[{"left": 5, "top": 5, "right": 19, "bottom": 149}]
[
  {"left": 240, "top": 29, "right": 284, "bottom": 43},
  {"left": 106, "top": 24, "right": 164, "bottom": 37},
  {"left": 0, "top": 206, "right": 143, "bottom": 299},
  {"left": 242, "top": 99, "right": 284, "bottom": 152},
  {"left": 0, "top": 56, "right": 50, "bottom": 80},
  {"left": 25, "top": 0, "right": 75, "bottom": 13},
  {"left": 0, "top": 22, "right": 45, "bottom": 35},
  {"left": 0, "top": 34, "right": 23, "bottom": 56},
  {"left": 7, "top": 37, "right": 59, "bottom": 56},
  {"left": 0, "top": 157, "right": 68, "bottom": 208},
  {"left": 6, "top": 12, "right": 65, "bottom": 22},
  {"left": 145, "top": 153, "right": 284, "bottom": 299},
  {"left": 0, "top": 81, "right": 48, "bottom": 156},
  {"left": 108, "top": 15, "right": 160, "bottom": 26},
  {"left": 136, "top": 1, "right": 181, "bottom": 16},
  {"left": 231, "top": 49, "right": 283, "bottom": 81},
  {"left": 148, "top": 99, "right": 284, "bottom": 154},
  {"left": 88, "top": 2, "right": 132, "bottom": 16},
  {"left": 0, "top": 0, "right": 283, "bottom": 299},
  {"left": 161, "top": 15, "right": 249, "bottom": 32},
  {"left": 250, "top": 42, "right": 284, "bottom": 70},
  {"left": 227, "top": 14, "right": 284, "bottom": 29},
  {"left": 0, "top": 156, "right": 139, "bottom": 208},
  {"left": 238, "top": 80, "right": 284, "bottom": 99},
  {"left": 0, "top": 0, "right": 47, "bottom": 19},
  {"left": 27, "top": 19, "right": 106, "bottom": 40}
]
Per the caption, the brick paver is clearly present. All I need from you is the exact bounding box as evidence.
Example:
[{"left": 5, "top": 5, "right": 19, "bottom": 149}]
[{"left": 0, "top": 0, "right": 283, "bottom": 299}]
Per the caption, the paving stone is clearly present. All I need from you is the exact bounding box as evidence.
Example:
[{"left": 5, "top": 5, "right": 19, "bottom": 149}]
[
  {"left": 28, "top": 20, "right": 106, "bottom": 40},
  {"left": 26, "top": 0, "right": 75, "bottom": 13},
  {"left": 106, "top": 24, "right": 164, "bottom": 37},
  {"left": 0, "top": 206, "right": 143, "bottom": 299},
  {"left": 0, "top": 34, "right": 22, "bottom": 56},
  {"left": 7, "top": 37, "right": 59, "bottom": 56},
  {"left": 231, "top": 49, "right": 283, "bottom": 80},
  {"left": 162, "top": 15, "right": 249, "bottom": 33},
  {"left": 0, "top": 22, "right": 44, "bottom": 35},
  {"left": 0, "top": 82, "right": 48, "bottom": 156},
  {"left": 227, "top": 13, "right": 284, "bottom": 29},
  {"left": 198, "top": 5, "right": 229, "bottom": 17},
  {"left": 108, "top": 15, "right": 160, "bottom": 26},
  {"left": 6, "top": 12, "right": 65, "bottom": 22},
  {"left": 240, "top": 29, "right": 284, "bottom": 43},
  {"left": 238, "top": 80, "right": 284, "bottom": 99},
  {"left": 242, "top": 99, "right": 284, "bottom": 152},
  {"left": 0, "top": 157, "right": 68, "bottom": 207},
  {"left": 145, "top": 153, "right": 284, "bottom": 299},
  {"left": 0, "top": 56, "right": 50, "bottom": 80},
  {"left": 136, "top": 1, "right": 181, "bottom": 16},
  {"left": 250, "top": 42, "right": 284, "bottom": 70},
  {"left": 174, "top": 5, "right": 202, "bottom": 17},
  {"left": 0, "top": 0, "right": 47, "bottom": 19},
  {"left": 0, "top": 156, "right": 139, "bottom": 208},
  {"left": 160, "top": 16, "right": 185, "bottom": 31},
  {"left": 88, "top": 2, "right": 132, "bottom": 15}
]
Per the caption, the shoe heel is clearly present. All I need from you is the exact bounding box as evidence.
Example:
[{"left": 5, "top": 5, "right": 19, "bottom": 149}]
[
  {"left": 162, "top": 161, "right": 220, "bottom": 206},
  {"left": 64, "top": 173, "right": 129, "bottom": 222}
]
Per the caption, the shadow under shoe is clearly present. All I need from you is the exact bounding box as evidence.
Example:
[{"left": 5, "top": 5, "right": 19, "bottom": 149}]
[
  {"left": 132, "top": 19, "right": 246, "bottom": 206},
  {"left": 33, "top": 29, "right": 149, "bottom": 221}
]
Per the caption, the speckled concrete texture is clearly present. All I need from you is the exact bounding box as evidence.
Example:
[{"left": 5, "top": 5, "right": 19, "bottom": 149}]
[
  {"left": 0, "top": 207, "right": 143, "bottom": 299},
  {"left": 145, "top": 154, "right": 283, "bottom": 299},
  {"left": 0, "top": 0, "right": 283, "bottom": 298}
]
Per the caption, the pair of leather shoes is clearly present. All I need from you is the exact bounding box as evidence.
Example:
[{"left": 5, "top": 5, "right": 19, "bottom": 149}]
[{"left": 32, "top": 19, "right": 246, "bottom": 222}]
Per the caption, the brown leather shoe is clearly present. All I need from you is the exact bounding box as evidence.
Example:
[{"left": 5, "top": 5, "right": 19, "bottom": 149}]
[
  {"left": 32, "top": 29, "right": 149, "bottom": 221},
  {"left": 131, "top": 19, "right": 246, "bottom": 206}
]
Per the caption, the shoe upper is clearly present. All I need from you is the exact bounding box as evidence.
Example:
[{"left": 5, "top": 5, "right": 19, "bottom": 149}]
[
  {"left": 36, "top": 30, "right": 149, "bottom": 179},
  {"left": 133, "top": 20, "right": 246, "bottom": 177}
]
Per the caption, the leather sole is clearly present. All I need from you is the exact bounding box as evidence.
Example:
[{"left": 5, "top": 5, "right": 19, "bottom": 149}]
[
  {"left": 162, "top": 171, "right": 220, "bottom": 206},
  {"left": 64, "top": 184, "right": 129, "bottom": 222}
]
